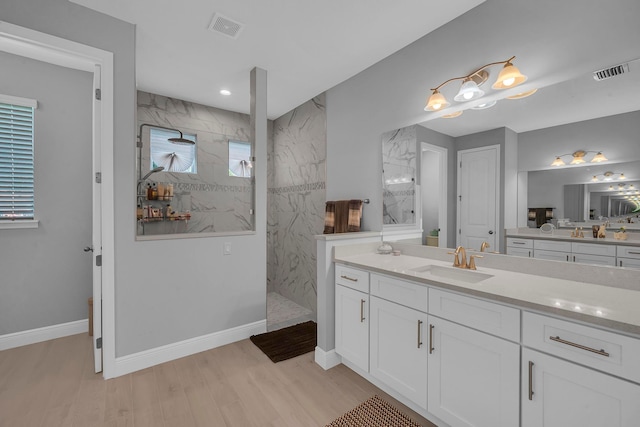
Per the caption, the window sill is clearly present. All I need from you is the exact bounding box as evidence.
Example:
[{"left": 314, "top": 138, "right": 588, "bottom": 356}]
[{"left": 0, "top": 219, "right": 39, "bottom": 230}]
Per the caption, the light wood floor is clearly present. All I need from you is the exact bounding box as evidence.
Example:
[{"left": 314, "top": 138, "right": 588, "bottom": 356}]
[{"left": 0, "top": 333, "right": 436, "bottom": 427}]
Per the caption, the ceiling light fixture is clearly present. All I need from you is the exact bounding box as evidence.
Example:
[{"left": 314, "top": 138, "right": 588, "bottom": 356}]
[
  {"left": 220, "top": 89, "right": 231, "bottom": 96},
  {"left": 471, "top": 100, "right": 497, "bottom": 110},
  {"left": 424, "top": 56, "right": 527, "bottom": 112},
  {"left": 551, "top": 150, "right": 608, "bottom": 166},
  {"left": 442, "top": 110, "right": 463, "bottom": 118},
  {"left": 506, "top": 88, "right": 538, "bottom": 99}
]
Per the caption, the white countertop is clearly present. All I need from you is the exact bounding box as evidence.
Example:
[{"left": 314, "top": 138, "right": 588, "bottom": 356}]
[
  {"left": 334, "top": 250, "right": 640, "bottom": 337},
  {"left": 506, "top": 227, "right": 640, "bottom": 246}
]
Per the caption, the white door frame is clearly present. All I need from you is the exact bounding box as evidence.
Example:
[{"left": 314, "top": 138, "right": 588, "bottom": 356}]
[
  {"left": 456, "top": 144, "right": 500, "bottom": 249},
  {"left": 420, "top": 142, "right": 448, "bottom": 248},
  {"left": 0, "top": 21, "right": 116, "bottom": 378}
]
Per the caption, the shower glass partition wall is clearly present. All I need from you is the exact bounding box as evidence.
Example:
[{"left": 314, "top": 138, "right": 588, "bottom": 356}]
[{"left": 136, "top": 123, "right": 255, "bottom": 238}]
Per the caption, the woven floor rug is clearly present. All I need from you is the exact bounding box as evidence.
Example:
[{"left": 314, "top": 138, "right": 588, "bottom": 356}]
[
  {"left": 326, "top": 395, "right": 423, "bottom": 427},
  {"left": 250, "top": 320, "right": 316, "bottom": 363}
]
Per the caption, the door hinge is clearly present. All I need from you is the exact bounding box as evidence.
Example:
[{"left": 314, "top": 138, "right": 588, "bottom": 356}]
[
  {"left": 459, "top": 161, "right": 462, "bottom": 168},
  {"left": 249, "top": 209, "right": 255, "bottom": 215},
  {"left": 95, "top": 172, "right": 102, "bottom": 183},
  {"left": 251, "top": 156, "right": 256, "bottom": 162},
  {"left": 96, "top": 337, "right": 102, "bottom": 349},
  {"left": 95, "top": 88, "right": 101, "bottom": 100},
  {"left": 96, "top": 255, "right": 102, "bottom": 267}
]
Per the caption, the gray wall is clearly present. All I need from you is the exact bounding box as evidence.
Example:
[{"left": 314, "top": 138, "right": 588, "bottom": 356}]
[
  {"left": 0, "top": 51, "right": 92, "bottom": 335},
  {"left": 268, "top": 94, "right": 326, "bottom": 313},
  {"left": 325, "top": 0, "right": 639, "bottom": 235},
  {"left": 3, "top": 0, "right": 267, "bottom": 359}
]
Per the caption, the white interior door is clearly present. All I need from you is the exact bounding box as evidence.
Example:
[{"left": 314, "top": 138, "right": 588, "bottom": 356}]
[
  {"left": 457, "top": 145, "right": 499, "bottom": 250},
  {"left": 92, "top": 65, "right": 103, "bottom": 373}
]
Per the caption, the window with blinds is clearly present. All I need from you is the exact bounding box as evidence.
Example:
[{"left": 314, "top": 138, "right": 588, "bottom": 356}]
[
  {"left": 0, "top": 96, "right": 37, "bottom": 220},
  {"left": 150, "top": 127, "right": 197, "bottom": 173}
]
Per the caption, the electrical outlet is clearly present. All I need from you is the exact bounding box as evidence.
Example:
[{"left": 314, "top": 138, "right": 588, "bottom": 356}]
[{"left": 223, "top": 242, "right": 232, "bottom": 255}]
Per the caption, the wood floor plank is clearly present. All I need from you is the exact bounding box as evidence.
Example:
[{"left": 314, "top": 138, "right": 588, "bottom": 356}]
[{"left": 0, "top": 333, "right": 436, "bottom": 427}]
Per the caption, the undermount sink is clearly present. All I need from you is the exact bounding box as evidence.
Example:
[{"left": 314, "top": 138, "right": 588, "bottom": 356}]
[{"left": 408, "top": 264, "right": 493, "bottom": 284}]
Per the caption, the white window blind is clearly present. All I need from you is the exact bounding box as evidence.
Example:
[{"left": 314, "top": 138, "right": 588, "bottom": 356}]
[
  {"left": 150, "top": 128, "right": 197, "bottom": 173},
  {"left": 0, "top": 96, "right": 36, "bottom": 220},
  {"left": 228, "top": 140, "right": 252, "bottom": 177}
]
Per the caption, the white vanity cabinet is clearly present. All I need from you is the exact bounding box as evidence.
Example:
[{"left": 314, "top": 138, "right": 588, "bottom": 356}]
[
  {"left": 533, "top": 240, "right": 571, "bottom": 262},
  {"left": 427, "top": 289, "right": 520, "bottom": 427},
  {"left": 522, "top": 348, "right": 640, "bottom": 427},
  {"left": 506, "top": 237, "right": 533, "bottom": 258},
  {"left": 334, "top": 265, "right": 370, "bottom": 372},
  {"left": 522, "top": 312, "right": 640, "bottom": 427},
  {"left": 369, "top": 295, "right": 428, "bottom": 409},
  {"left": 617, "top": 245, "right": 640, "bottom": 269}
]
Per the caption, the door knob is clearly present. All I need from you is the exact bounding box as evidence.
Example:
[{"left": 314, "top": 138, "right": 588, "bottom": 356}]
[
  {"left": 84, "top": 246, "right": 94, "bottom": 252},
  {"left": 488, "top": 230, "right": 494, "bottom": 235}
]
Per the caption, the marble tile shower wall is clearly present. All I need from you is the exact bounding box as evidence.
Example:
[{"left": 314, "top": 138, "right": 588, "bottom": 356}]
[
  {"left": 268, "top": 94, "right": 326, "bottom": 313},
  {"left": 137, "top": 91, "right": 273, "bottom": 234},
  {"left": 382, "top": 125, "right": 417, "bottom": 225}
]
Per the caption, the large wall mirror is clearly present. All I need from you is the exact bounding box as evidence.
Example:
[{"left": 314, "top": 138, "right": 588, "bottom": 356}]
[
  {"left": 135, "top": 91, "right": 255, "bottom": 239},
  {"left": 380, "top": 58, "right": 640, "bottom": 250}
]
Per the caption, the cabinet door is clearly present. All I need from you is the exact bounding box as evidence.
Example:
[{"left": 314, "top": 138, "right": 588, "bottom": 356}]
[
  {"left": 522, "top": 348, "right": 640, "bottom": 427},
  {"left": 370, "top": 296, "right": 428, "bottom": 409},
  {"left": 572, "top": 252, "right": 616, "bottom": 266},
  {"left": 618, "top": 257, "right": 640, "bottom": 269},
  {"left": 534, "top": 249, "right": 570, "bottom": 262},
  {"left": 335, "top": 285, "right": 369, "bottom": 372},
  {"left": 428, "top": 316, "right": 520, "bottom": 427},
  {"left": 506, "top": 246, "right": 532, "bottom": 258}
]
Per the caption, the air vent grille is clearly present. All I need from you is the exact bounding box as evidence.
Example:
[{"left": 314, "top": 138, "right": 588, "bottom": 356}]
[
  {"left": 593, "top": 63, "right": 630, "bottom": 81},
  {"left": 208, "top": 13, "right": 243, "bottom": 39}
]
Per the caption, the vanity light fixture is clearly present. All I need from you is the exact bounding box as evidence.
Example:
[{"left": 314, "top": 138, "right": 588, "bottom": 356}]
[
  {"left": 551, "top": 150, "right": 608, "bottom": 166},
  {"left": 442, "top": 110, "right": 463, "bottom": 118},
  {"left": 592, "top": 171, "right": 626, "bottom": 181},
  {"left": 220, "top": 89, "right": 231, "bottom": 96},
  {"left": 506, "top": 88, "right": 538, "bottom": 99},
  {"left": 424, "top": 56, "right": 527, "bottom": 112},
  {"left": 471, "top": 100, "right": 497, "bottom": 110}
]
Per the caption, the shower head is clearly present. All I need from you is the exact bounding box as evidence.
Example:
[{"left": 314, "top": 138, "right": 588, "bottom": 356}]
[
  {"left": 140, "top": 166, "right": 165, "bottom": 181},
  {"left": 168, "top": 132, "right": 195, "bottom": 146},
  {"left": 138, "top": 123, "right": 195, "bottom": 146}
]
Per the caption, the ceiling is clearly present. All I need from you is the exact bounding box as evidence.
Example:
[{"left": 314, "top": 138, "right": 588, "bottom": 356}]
[{"left": 69, "top": 0, "right": 483, "bottom": 119}]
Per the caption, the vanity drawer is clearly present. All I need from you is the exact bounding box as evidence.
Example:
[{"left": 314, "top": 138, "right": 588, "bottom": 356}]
[
  {"left": 523, "top": 312, "right": 640, "bottom": 383},
  {"left": 533, "top": 239, "right": 571, "bottom": 252},
  {"left": 370, "top": 273, "right": 428, "bottom": 312},
  {"left": 571, "top": 242, "right": 616, "bottom": 257},
  {"left": 506, "top": 237, "right": 533, "bottom": 249},
  {"left": 335, "top": 264, "right": 369, "bottom": 293},
  {"left": 617, "top": 245, "right": 640, "bottom": 260},
  {"left": 429, "top": 288, "right": 520, "bottom": 341}
]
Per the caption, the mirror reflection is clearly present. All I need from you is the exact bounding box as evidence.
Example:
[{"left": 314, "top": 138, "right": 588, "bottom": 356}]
[{"left": 381, "top": 62, "right": 640, "bottom": 253}]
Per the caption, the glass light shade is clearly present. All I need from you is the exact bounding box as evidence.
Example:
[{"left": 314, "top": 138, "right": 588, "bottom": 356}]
[
  {"left": 492, "top": 62, "right": 527, "bottom": 89},
  {"left": 453, "top": 79, "right": 484, "bottom": 102},
  {"left": 592, "top": 175, "right": 599, "bottom": 182},
  {"left": 551, "top": 157, "right": 565, "bottom": 166},
  {"left": 471, "top": 100, "right": 497, "bottom": 110},
  {"left": 620, "top": 173, "right": 626, "bottom": 180},
  {"left": 570, "top": 155, "right": 586, "bottom": 165},
  {"left": 506, "top": 88, "right": 538, "bottom": 99},
  {"left": 590, "top": 152, "right": 608, "bottom": 163},
  {"left": 442, "top": 110, "right": 463, "bottom": 118},
  {"left": 425, "top": 90, "right": 450, "bottom": 111}
]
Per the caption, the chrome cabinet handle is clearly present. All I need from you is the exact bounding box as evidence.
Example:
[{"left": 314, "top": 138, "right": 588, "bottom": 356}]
[
  {"left": 513, "top": 241, "right": 526, "bottom": 244},
  {"left": 417, "top": 320, "right": 423, "bottom": 348},
  {"left": 340, "top": 275, "right": 358, "bottom": 282},
  {"left": 360, "top": 299, "right": 366, "bottom": 322},
  {"left": 549, "top": 335, "right": 610, "bottom": 357},
  {"left": 429, "top": 324, "right": 434, "bottom": 354},
  {"left": 528, "top": 361, "right": 534, "bottom": 401}
]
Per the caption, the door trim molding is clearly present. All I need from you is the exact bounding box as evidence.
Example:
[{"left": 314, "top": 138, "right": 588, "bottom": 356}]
[{"left": 0, "top": 21, "right": 115, "bottom": 378}]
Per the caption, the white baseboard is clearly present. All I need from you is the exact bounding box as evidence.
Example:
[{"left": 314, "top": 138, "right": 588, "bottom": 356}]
[
  {"left": 0, "top": 319, "right": 89, "bottom": 351},
  {"left": 314, "top": 346, "right": 342, "bottom": 370},
  {"left": 112, "top": 320, "right": 267, "bottom": 378}
]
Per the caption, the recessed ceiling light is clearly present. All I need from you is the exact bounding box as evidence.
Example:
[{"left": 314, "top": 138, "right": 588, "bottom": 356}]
[{"left": 220, "top": 89, "right": 231, "bottom": 96}]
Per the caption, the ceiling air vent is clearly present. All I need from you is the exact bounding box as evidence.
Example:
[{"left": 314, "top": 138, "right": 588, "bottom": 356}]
[
  {"left": 207, "top": 13, "right": 244, "bottom": 39},
  {"left": 593, "top": 63, "right": 630, "bottom": 81}
]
